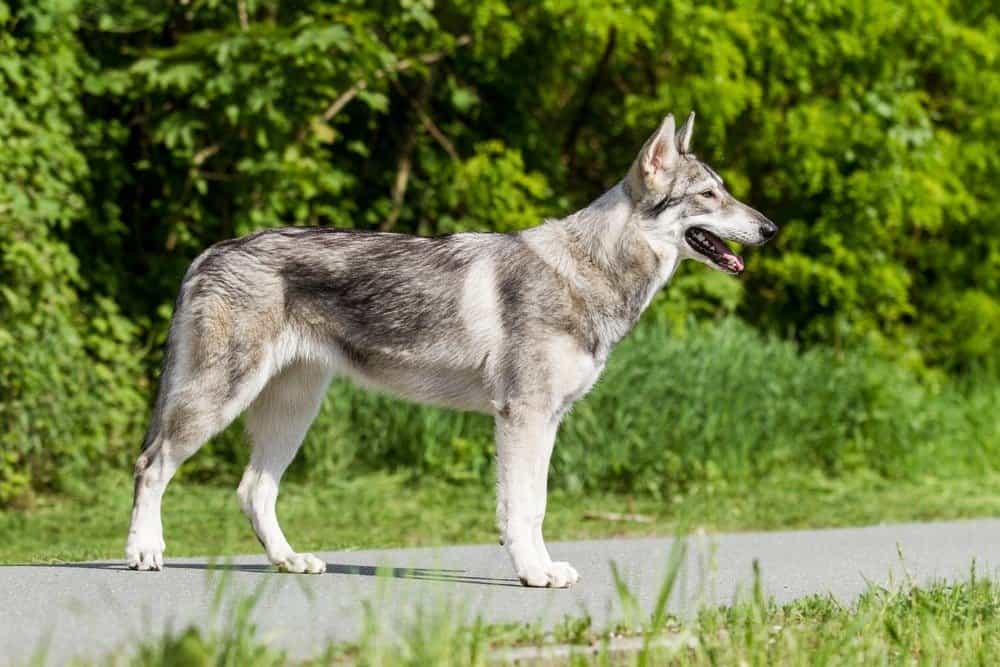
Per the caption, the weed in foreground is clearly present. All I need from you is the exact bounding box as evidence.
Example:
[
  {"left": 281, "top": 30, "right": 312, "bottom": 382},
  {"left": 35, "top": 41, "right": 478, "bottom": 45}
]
[{"left": 64, "top": 537, "right": 1000, "bottom": 666}]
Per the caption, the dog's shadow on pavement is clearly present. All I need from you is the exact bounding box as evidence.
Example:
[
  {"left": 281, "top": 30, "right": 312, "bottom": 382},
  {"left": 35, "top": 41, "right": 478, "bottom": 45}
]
[{"left": 16, "top": 561, "right": 525, "bottom": 587}]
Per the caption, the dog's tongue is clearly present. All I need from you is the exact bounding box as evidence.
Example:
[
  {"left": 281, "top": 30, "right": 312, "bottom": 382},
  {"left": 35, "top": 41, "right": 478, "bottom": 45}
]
[
  {"left": 720, "top": 249, "right": 744, "bottom": 274},
  {"left": 708, "top": 234, "right": 744, "bottom": 274}
]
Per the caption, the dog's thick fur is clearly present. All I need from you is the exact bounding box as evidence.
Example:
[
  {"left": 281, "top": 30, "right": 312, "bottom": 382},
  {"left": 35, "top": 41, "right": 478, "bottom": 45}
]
[{"left": 126, "top": 113, "right": 777, "bottom": 586}]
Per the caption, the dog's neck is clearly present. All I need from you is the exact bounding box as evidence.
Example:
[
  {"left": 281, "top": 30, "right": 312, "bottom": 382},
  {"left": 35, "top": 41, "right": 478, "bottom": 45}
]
[{"left": 522, "top": 181, "right": 682, "bottom": 354}]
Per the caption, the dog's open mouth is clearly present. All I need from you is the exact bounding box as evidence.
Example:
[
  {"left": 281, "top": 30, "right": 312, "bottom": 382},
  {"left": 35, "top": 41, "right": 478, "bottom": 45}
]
[{"left": 685, "top": 227, "right": 745, "bottom": 274}]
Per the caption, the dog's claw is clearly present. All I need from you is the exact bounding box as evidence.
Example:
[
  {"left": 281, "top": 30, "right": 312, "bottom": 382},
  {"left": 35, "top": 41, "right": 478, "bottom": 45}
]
[
  {"left": 126, "top": 542, "right": 165, "bottom": 571},
  {"left": 549, "top": 561, "right": 580, "bottom": 586}
]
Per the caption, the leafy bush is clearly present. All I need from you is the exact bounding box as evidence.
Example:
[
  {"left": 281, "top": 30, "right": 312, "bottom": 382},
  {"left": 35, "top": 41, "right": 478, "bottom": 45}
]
[
  {"left": 58, "top": 0, "right": 1000, "bottom": 374},
  {"left": 0, "top": 0, "right": 147, "bottom": 506},
  {"left": 553, "top": 317, "right": 999, "bottom": 495},
  {"left": 2, "top": 0, "right": 999, "bottom": 503}
]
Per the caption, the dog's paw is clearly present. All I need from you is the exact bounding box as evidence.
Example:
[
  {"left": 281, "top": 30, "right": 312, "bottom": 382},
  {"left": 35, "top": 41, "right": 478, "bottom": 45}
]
[
  {"left": 274, "top": 552, "right": 326, "bottom": 574},
  {"left": 548, "top": 561, "right": 580, "bottom": 587},
  {"left": 125, "top": 538, "right": 165, "bottom": 571},
  {"left": 518, "top": 561, "right": 579, "bottom": 588}
]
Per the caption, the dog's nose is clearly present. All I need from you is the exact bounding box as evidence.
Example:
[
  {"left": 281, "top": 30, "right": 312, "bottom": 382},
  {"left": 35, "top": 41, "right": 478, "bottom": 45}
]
[{"left": 760, "top": 219, "right": 778, "bottom": 241}]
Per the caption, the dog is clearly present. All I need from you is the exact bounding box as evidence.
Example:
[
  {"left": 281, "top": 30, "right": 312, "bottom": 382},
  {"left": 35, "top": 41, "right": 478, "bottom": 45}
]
[{"left": 126, "top": 112, "right": 777, "bottom": 586}]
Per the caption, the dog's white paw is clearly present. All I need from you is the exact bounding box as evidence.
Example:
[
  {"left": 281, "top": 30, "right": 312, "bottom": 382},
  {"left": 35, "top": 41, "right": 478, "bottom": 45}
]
[
  {"left": 274, "top": 552, "right": 326, "bottom": 574},
  {"left": 125, "top": 537, "right": 165, "bottom": 571},
  {"left": 518, "top": 561, "right": 580, "bottom": 588},
  {"left": 548, "top": 561, "right": 580, "bottom": 586}
]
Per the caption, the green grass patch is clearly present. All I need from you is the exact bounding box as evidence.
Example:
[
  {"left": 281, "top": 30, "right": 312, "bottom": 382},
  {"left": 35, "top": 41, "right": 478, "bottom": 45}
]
[
  {"left": 682, "top": 573, "right": 1000, "bottom": 666},
  {"left": 4, "top": 469, "right": 1000, "bottom": 564}
]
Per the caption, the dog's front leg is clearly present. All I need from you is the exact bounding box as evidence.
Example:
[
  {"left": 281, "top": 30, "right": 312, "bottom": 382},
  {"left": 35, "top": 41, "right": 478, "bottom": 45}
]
[
  {"left": 495, "top": 407, "right": 578, "bottom": 588},
  {"left": 528, "top": 427, "right": 580, "bottom": 588}
]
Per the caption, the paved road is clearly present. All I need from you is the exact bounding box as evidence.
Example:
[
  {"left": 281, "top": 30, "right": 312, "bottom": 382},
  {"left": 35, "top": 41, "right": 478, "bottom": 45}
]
[{"left": 2, "top": 519, "right": 999, "bottom": 664}]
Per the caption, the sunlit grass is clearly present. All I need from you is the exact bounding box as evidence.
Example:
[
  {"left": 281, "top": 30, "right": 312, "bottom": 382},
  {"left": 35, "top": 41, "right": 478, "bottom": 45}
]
[{"left": 4, "top": 469, "right": 1000, "bottom": 565}]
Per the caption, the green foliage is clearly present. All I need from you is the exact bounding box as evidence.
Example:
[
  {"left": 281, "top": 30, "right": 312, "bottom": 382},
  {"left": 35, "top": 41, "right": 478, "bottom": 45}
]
[
  {"left": 432, "top": 141, "right": 554, "bottom": 234},
  {"left": 1, "top": 0, "right": 999, "bottom": 503},
  {"left": 0, "top": 0, "right": 146, "bottom": 505},
  {"left": 70, "top": 0, "right": 1000, "bottom": 373},
  {"left": 554, "top": 317, "right": 999, "bottom": 495},
  {"left": 733, "top": 1, "right": 1000, "bottom": 375},
  {"left": 690, "top": 571, "right": 1000, "bottom": 665}
]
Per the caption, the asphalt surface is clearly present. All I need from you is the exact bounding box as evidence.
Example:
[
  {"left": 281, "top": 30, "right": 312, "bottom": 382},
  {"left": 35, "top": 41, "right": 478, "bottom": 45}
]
[{"left": 2, "top": 519, "right": 999, "bottom": 664}]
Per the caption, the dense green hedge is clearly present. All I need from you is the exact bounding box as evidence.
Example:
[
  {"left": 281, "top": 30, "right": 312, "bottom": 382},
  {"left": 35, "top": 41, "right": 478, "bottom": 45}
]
[
  {"left": 1, "top": 0, "right": 999, "bottom": 503},
  {"left": 0, "top": 0, "right": 147, "bottom": 504}
]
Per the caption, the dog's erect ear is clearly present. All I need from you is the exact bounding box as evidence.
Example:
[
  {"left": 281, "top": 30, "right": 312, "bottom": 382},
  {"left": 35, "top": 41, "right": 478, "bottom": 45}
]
[
  {"left": 676, "top": 111, "right": 695, "bottom": 155},
  {"left": 637, "top": 114, "right": 679, "bottom": 192}
]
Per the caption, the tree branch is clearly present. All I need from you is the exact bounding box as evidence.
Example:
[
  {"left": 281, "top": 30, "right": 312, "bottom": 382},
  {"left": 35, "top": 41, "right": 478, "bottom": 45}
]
[
  {"left": 381, "top": 150, "right": 413, "bottom": 232},
  {"left": 414, "top": 104, "right": 459, "bottom": 162},
  {"left": 192, "top": 144, "right": 220, "bottom": 166},
  {"left": 298, "top": 34, "right": 471, "bottom": 142},
  {"left": 390, "top": 76, "right": 459, "bottom": 162},
  {"left": 237, "top": 0, "right": 249, "bottom": 30},
  {"left": 381, "top": 75, "right": 435, "bottom": 231}
]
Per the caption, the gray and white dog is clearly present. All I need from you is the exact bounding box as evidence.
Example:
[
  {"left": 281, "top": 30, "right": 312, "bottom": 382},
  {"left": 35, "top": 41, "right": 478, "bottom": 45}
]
[{"left": 126, "top": 112, "right": 777, "bottom": 587}]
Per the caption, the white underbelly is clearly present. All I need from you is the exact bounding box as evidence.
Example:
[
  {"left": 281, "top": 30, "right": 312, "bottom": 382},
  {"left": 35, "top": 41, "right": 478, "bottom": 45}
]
[{"left": 339, "top": 362, "right": 494, "bottom": 414}]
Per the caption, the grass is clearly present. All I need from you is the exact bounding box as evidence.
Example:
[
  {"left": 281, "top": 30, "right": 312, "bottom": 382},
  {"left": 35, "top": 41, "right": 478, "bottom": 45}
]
[
  {"left": 681, "top": 574, "right": 1000, "bottom": 666},
  {"left": 56, "top": 537, "right": 1000, "bottom": 666},
  {"left": 4, "top": 468, "right": 1000, "bottom": 564}
]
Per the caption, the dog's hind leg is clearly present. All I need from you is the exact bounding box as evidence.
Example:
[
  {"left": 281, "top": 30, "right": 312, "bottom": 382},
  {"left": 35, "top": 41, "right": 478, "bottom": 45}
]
[
  {"left": 237, "top": 360, "right": 332, "bottom": 574},
  {"left": 127, "top": 326, "right": 275, "bottom": 570}
]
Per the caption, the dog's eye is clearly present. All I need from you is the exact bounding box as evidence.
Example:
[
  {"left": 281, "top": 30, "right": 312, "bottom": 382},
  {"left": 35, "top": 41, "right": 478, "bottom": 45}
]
[{"left": 700, "top": 190, "right": 715, "bottom": 198}]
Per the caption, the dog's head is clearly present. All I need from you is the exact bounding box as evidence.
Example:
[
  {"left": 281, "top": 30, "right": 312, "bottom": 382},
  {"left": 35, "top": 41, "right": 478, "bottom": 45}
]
[{"left": 625, "top": 112, "right": 777, "bottom": 274}]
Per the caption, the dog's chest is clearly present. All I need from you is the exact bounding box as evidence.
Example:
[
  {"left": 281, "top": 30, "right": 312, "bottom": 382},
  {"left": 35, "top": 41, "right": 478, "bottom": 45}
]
[{"left": 551, "top": 344, "right": 606, "bottom": 415}]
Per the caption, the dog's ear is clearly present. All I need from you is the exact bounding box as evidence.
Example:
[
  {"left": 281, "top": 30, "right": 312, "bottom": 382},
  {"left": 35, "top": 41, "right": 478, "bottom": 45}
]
[
  {"left": 636, "top": 114, "right": 679, "bottom": 192},
  {"left": 676, "top": 111, "right": 695, "bottom": 155}
]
